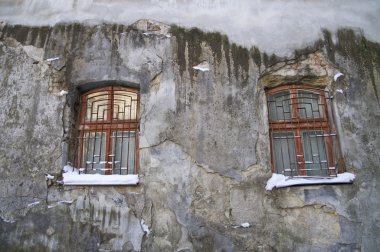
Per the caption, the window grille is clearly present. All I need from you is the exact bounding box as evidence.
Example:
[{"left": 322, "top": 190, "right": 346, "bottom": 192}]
[
  {"left": 75, "top": 87, "right": 139, "bottom": 175},
  {"left": 266, "top": 85, "right": 342, "bottom": 177}
]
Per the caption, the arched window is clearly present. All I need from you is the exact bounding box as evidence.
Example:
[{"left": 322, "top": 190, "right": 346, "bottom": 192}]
[
  {"left": 266, "top": 85, "right": 341, "bottom": 177},
  {"left": 75, "top": 87, "right": 139, "bottom": 175}
]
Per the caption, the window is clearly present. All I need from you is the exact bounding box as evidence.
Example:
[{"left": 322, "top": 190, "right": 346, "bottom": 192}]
[
  {"left": 75, "top": 87, "right": 139, "bottom": 175},
  {"left": 266, "top": 85, "right": 341, "bottom": 177}
]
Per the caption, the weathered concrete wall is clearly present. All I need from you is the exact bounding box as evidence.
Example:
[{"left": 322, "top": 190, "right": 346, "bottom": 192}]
[
  {"left": 0, "top": 21, "right": 379, "bottom": 252},
  {"left": 1, "top": 0, "right": 380, "bottom": 57}
]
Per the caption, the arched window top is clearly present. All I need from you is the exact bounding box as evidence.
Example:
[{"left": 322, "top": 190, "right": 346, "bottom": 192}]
[
  {"left": 82, "top": 87, "right": 139, "bottom": 122},
  {"left": 266, "top": 85, "right": 326, "bottom": 122}
]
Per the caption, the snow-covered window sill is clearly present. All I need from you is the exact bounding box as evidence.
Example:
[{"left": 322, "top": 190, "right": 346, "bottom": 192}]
[
  {"left": 265, "top": 172, "right": 355, "bottom": 191},
  {"left": 63, "top": 173, "right": 139, "bottom": 186},
  {"left": 62, "top": 165, "right": 139, "bottom": 186}
]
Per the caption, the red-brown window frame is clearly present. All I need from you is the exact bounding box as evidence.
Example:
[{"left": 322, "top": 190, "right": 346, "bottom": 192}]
[
  {"left": 266, "top": 85, "right": 339, "bottom": 176},
  {"left": 75, "top": 86, "right": 140, "bottom": 175}
]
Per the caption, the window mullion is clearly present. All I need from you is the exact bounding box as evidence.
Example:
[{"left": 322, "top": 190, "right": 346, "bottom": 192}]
[
  {"left": 106, "top": 90, "right": 113, "bottom": 175},
  {"left": 294, "top": 128, "right": 305, "bottom": 176}
]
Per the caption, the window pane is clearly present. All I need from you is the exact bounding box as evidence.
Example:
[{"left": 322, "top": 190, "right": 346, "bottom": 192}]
[
  {"left": 272, "top": 132, "right": 297, "bottom": 175},
  {"left": 81, "top": 132, "right": 107, "bottom": 174},
  {"left": 113, "top": 91, "right": 138, "bottom": 120},
  {"left": 302, "top": 131, "right": 328, "bottom": 176},
  {"left": 268, "top": 91, "right": 292, "bottom": 120},
  {"left": 297, "top": 90, "right": 323, "bottom": 119},
  {"left": 86, "top": 91, "right": 109, "bottom": 121},
  {"left": 112, "top": 131, "right": 136, "bottom": 174}
]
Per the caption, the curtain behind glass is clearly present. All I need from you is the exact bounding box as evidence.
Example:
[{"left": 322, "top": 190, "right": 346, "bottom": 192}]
[
  {"left": 81, "top": 132, "right": 107, "bottom": 174},
  {"left": 268, "top": 91, "right": 292, "bottom": 121},
  {"left": 112, "top": 131, "right": 136, "bottom": 174},
  {"left": 272, "top": 132, "right": 297, "bottom": 175},
  {"left": 297, "top": 91, "right": 323, "bottom": 119},
  {"left": 302, "top": 131, "right": 328, "bottom": 176}
]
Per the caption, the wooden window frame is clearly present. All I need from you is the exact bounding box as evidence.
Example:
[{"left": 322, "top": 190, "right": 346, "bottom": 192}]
[
  {"left": 75, "top": 86, "right": 140, "bottom": 175},
  {"left": 266, "top": 85, "right": 339, "bottom": 177}
]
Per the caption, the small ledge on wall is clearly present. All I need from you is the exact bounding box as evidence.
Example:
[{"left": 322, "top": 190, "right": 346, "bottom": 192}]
[
  {"left": 62, "top": 165, "right": 139, "bottom": 186},
  {"left": 265, "top": 173, "right": 355, "bottom": 191}
]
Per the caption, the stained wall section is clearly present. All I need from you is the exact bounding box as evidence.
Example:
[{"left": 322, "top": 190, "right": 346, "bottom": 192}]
[{"left": 0, "top": 22, "right": 379, "bottom": 251}]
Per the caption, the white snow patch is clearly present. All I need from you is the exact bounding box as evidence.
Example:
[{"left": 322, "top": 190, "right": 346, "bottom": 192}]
[
  {"left": 240, "top": 222, "right": 251, "bottom": 228},
  {"left": 27, "top": 201, "right": 40, "bottom": 207},
  {"left": 46, "top": 57, "right": 60, "bottom": 62},
  {"left": 63, "top": 173, "right": 139, "bottom": 185},
  {"left": 58, "top": 90, "right": 68, "bottom": 96},
  {"left": 45, "top": 174, "right": 54, "bottom": 180},
  {"left": 140, "top": 219, "right": 151, "bottom": 235},
  {"left": 193, "top": 61, "right": 210, "bottom": 72},
  {"left": 58, "top": 200, "right": 74, "bottom": 204},
  {"left": 47, "top": 201, "right": 73, "bottom": 208},
  {"left": 265, "top": 172, "right": 355, "bottom": 191},
  {"left": 63, "top": 164, "right": 138, "bottom": 185},
  {"left": 63, "top": 172, "right": 139, "bottom": 185},
  {"left": 336, "top": 89, "right": 344, "bottom": 94},
  {"left": 142, "top": 32, "right": 171, "bottom": 38},
  {"left": 334, "top": 72, "right": 344, "bottom": 81},
  {"left": 63, "top": 164, "right": 78, "bottom": 174},
  {"left": 1, "top": 217, "right": 16, "bottom": 223}
]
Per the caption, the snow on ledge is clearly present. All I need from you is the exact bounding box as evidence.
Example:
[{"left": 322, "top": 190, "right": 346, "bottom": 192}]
[
  {"left": 334, "top": 72, "right": 344, "bottom": 81},
  {"left": 62, "top": 165, "right": 139, "bottom": 185},
  {"left": 193, "top": 61, "right": 210, "bottom": 72},
  {"left": 265, "top": 172, "right": 355, "bottom": 191}
]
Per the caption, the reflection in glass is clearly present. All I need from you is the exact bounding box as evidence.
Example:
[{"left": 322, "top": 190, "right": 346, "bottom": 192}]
[
  {"left": 113, "top": 91, "right": 137, "bottom": 120},
  {"left": 268, "top": 91, "right": 292, "bottom": 120},
  {"left": 302, "top": 131, "right": 328, "bottom": 176},
  {"left": 112, "top": 131, "right": 136, "bottom": 174},
  {"left": 272, "top": 132, "right": 297, "bottom": 175},
  {"left": 298, "top": 91, "right": 323, "bottom": 119},
  {"left": 81, "top": 132, "right": 107, "bottom": 174},
  {"left": 86, "top": 92, "right": 109, "bottom": 121}
]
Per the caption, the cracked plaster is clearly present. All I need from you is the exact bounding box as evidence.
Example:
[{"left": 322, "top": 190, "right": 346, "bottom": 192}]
[{"left": 0, "top": 21, "right": 379, "bottom": 252}]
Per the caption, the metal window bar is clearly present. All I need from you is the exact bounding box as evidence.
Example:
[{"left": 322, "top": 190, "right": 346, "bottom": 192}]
[
  {"left": 267, "top": 86, "right": 341, "bottom": 177},
  {"left": 74, "top": 87, "right": 139, "bottom": 175}
]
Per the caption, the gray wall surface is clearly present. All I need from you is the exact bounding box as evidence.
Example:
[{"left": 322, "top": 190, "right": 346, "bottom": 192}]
[
  {"left": 0, "top": 18, "right": 379, "bottom": 251},
  {"left": 0, "top": 0, "right": 379, "bottom": 56}
]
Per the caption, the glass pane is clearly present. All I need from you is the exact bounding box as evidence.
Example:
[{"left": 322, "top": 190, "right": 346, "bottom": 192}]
[
  {"left": 86, "top": 91, "right": 109, "bottom": 121},
  {"left": 268, "top": 91, "right": 292, "bottom": 120},
  {"left": 302, "top": 131, "right": 328, "bottom": 176},
  {"left": 112, "top": 131, "right": 136, "bottom": 174},
  {"left": 81, "top": 132, "right": 107, "bottom": 174},
  {"left": 297, "top": 90, "right": 323, "bottom": 119},
  {"left": 113, "top": 91, "right": 137, "bottom": 120},
  {"left": 272, "top": 132, "right": 297, "bottom": 175}
]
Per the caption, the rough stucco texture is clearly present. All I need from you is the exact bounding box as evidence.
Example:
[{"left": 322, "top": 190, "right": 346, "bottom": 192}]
[{"left": 0, "top": 21, "right": 379, "bottom": 252}]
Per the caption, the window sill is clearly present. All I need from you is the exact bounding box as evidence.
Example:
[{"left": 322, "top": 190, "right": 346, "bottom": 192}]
[
  {"left": 63, "top": 173, "right": 139, "bottom": 186},
  {"left": 265, "top": 172, "right": 355, "bottom": 191}
]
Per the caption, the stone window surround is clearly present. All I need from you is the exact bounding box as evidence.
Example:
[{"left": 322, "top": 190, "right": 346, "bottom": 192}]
[
  {"left": 62, "top": 82, "right": 141, "bottom": 186},
  {"left": 263, "top": 84, "right": 356, "bottom": 190},
  {"left": 266, "top": 84, "right": 339, "bottom": 176}
]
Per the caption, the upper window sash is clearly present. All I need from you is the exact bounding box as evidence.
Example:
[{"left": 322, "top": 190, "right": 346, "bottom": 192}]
[
  {"left": 81, "top": 87, "right": 139, "bottom": 124},
  {"left": 266, "top": 85, "right": 327, "bottom": 122}
]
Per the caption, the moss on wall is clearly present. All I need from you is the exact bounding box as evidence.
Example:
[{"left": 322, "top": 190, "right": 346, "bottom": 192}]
[
  {"left": 333, "top": 28, "right": 380, "bottom": 104},
  {"left": 170, "top": 25, "right": 250, "bottom": 81},
  {"left": 0, "top": 24, "right": 50, "bottom": 48},
  {"left": 250, "top": 46, "right": 261, "bottom": 71}
]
